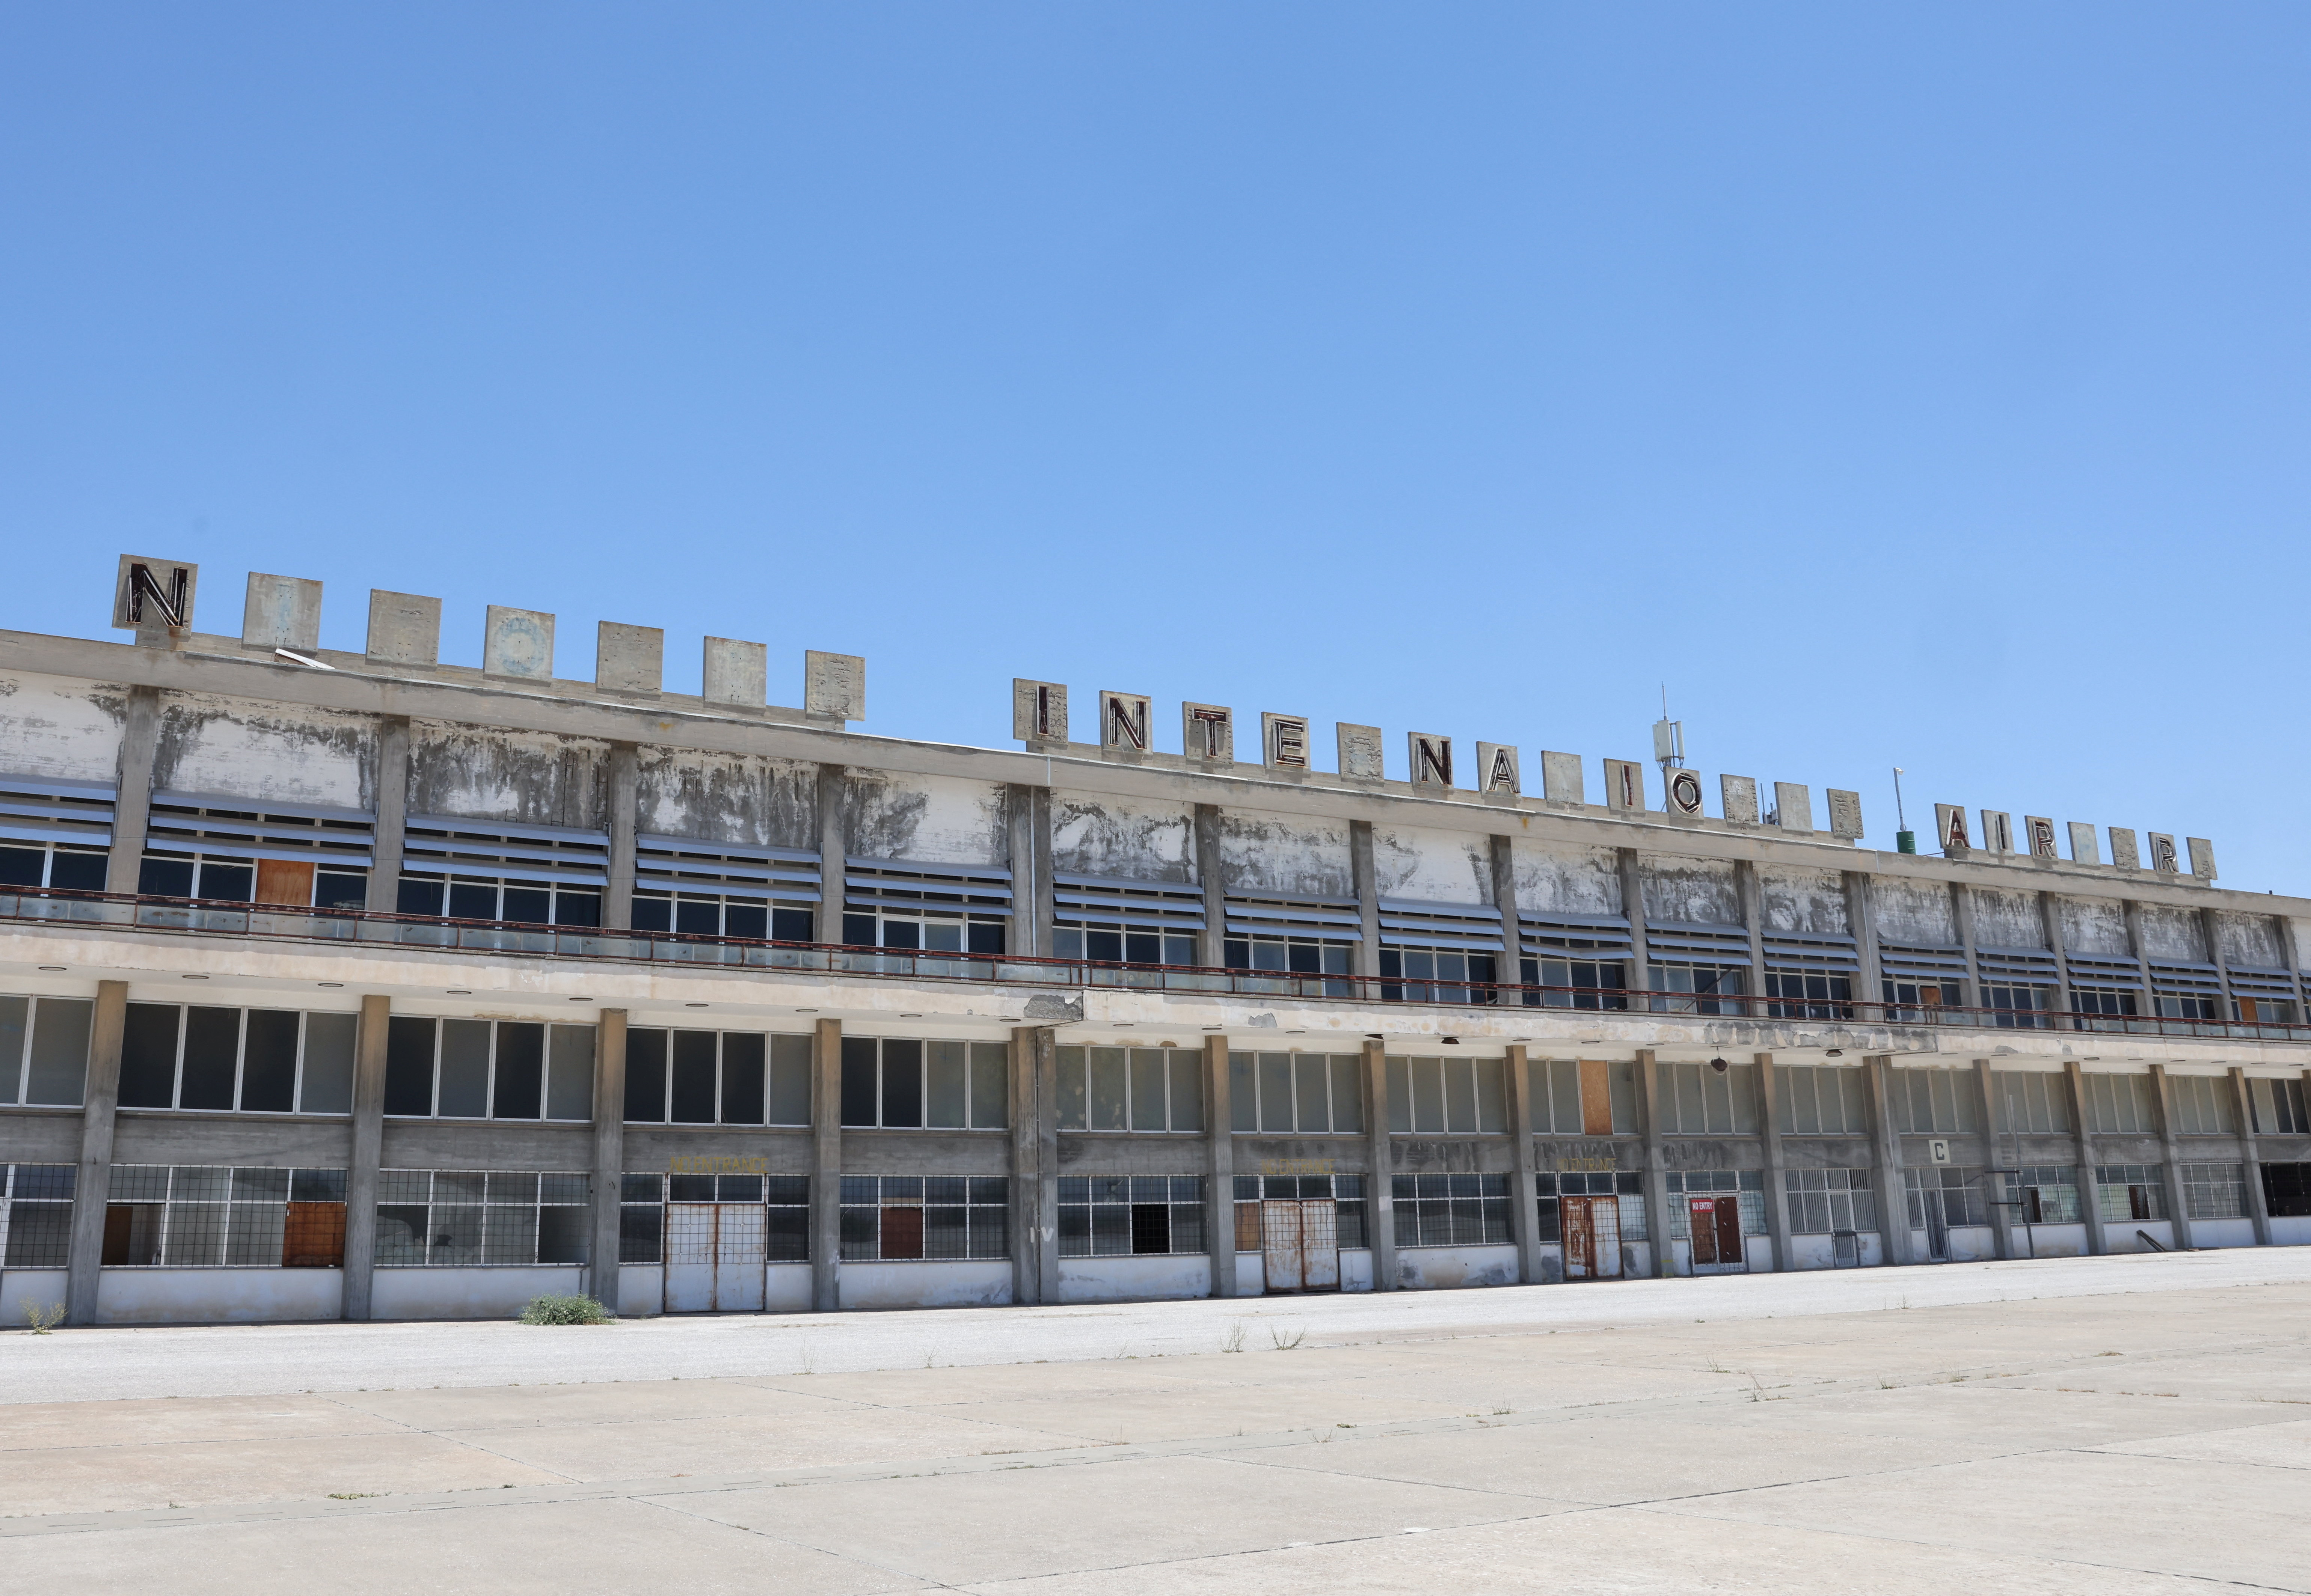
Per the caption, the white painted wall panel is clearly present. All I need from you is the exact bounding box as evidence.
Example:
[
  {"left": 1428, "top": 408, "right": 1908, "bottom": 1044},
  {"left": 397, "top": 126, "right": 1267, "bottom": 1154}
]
[
  {"left": 1051, "top": 793, "right": 1195, "bottom": 883},
  {"left": 370, "top": 1264, "right": 587, "bottom": 1319},
  {"left": 1394, "top": 1243, "right": 1518, "bottom": 1290},
  {"left": 0, "top": 671, "right": 127, "bottom": 783},
  {"left": 635, "top": 750, "right": 816, "bottom": 850},
  {"left": 1219, "top": 808, "right": 1353, "bottom": 898},
  {"left": 843, "top": 772, "right": 1008, "bottom": 865},
  {"left": 96, "top": 1266, "right": 343, "bottom": 1324},
  {"left": 1373, "top": 824, "right": 1491, "bottom": 905},
  {"left": 152, "top": 691, "right": 374, "bottom": 809},
  {"left": 1056, "top": 1253, "right": 1211, "bottom": 1303},
  {"left": 837, "top": 1259, "right": 1011, "bottom": 1309},
  {"left": 1512, "top": 841, "right": 1622, "bottom": 916}
]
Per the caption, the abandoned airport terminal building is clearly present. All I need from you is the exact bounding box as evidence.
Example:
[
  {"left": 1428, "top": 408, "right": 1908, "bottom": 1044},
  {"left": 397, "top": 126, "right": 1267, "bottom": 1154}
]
[{"left": 3, "top": 556, "right": 2310, "bottom": 1327}]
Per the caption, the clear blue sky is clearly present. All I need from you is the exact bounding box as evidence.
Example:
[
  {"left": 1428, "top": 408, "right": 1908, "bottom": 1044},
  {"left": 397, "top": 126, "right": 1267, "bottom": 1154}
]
[{"left": 5, "top": 7, "right": 2306, "bottom": 886}]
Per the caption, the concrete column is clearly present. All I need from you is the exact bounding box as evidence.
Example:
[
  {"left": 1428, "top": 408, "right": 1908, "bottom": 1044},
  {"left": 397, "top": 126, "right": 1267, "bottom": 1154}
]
[
  {"left": 103, "top": 686, "right": 161, "bottom": 896},
  {"left": 1204, "top": 1035, "right": 1236, "bottom": 1298},
  {"left": 1635, "top": 1049, "right": 1671, "bottom": 1275},
  {"left": 1757, "top": 1053, "right": 1792, "bottom": 1271},
  {"left": 2064, "top": 1061, "right": 2106, "bottom": 1255},
  {"left": 1033, "top": 1027, "right": 1060, "bottom": 1297},
  {"left": 2230, "top": 1066, "right": 2273, "bottom": 1245},
  {"left": 64, "top": 980, "right": 128, "bottom": 1325},
  {"left": 1736, "top": 861, "right": 1767, "bottom": 1017},
  {"left": 1844, "top": 872, "right": 1883, "bottom": 1018},
  {"left": 1948, "top": 884, "right": 1983, "bottom": 1011},
  {"left": 2274, "top": 918, "right": 2311, "bottom": 1028},
  {"left": 1195, "top": 805, "right": 1227, "bottom": 972},
  {"left": 1489, "top": 835, "right": 1522, "bottom": 994},
  {"left": 1349, "top": 821, "right": 1382, "bottom": 981},
  {"left": 1005, "top": 784, "right": 1051, "bottom": 961},
  {"left": 2121, "top": 901, "right": 2159, "bottom": 1023},
  {"left": 1505, "top": 1044, "right": 1539, "bottom": 1284},
  {"left": 1362, "top": 1038, "right": 1396, "bottom": 1289},
  {"left": 1619, "top": 850, "right": 1652, "bottom": 1006},
  {"left": 340, "top": 993, "right": 391, "bottom": 1320},
  {"left": 1008, "top": 1023, "right": 1045, "bottom": 1305},
  {"left": 816, "top": 766, "right": 847, "bottom": 947},
  {"left": 1863, "top": 1055, "right": 1910, "bottom": 1266},
  {"left": 588, "top": 1008, "right": 628, "bottom": 1309},
  {"left": 1974, "top": 1059, "right": 2013, "bottom": 1260},
  {"left": 364, "top": 716, "right": 412, "bottom": 914},
  {"left": 2036, "top": 892, "right": 2074, "bottom": 1029},
  {"left": 603, "top": 744, "right": 638, "bottom": 931},
  {"left": 2149, "top": 1064, "right": 2195, "bottom": 1250},
  {"left": 2197, "top": 907, "right": 2235, "bottom": 1023},
  {"left": 810, "top": 1016, "right": 842, "bottom": 1311}
]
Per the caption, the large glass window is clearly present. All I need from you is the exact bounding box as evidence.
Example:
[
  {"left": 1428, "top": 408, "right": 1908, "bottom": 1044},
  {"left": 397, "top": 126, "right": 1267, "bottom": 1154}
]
[
  {"left": 615, "top": 1171, "right": 808, "bottom": 1263},
  {"left": 842, "top": 909, "right": 1005, "bottom": 956},
  {"left": 2178, "top": 1162, "right": 2245, "bottom": 1220},
  {"left": 1056, "top": 1045, "right": 1202, "bottom": 1132},
  {"left": 842, "top": 1038, "right": 1010, "bottom": 1129},
  {"left": 2071, "top": 988, "right": 2139, "bottom": 1025},
  {"left": 383, "top": 1018, "right": 596, "bottom": 1121},
  {"left": 2249, "top": 1078, "right": 2309, "bottom": 1135},
  {"left": 2166, "top": 1075, "right": 2237, "bottom": 1135},
  {"left": 1654, "top": 1060, "right": 1760, "bottom": 1134},
  {"left": 2081, "top": 1073, "right": 2156, "bottom": 1135},
  {"left": 0, "top": 841, "right": 109, "bottom": 893},
  {"left": 1528, "top": 1058, "right": 1637, "bottom": 1135},
  {"left": 374, "top": 1170, "right": 590, "bottom": 1265},
  {"left": 0, "top": 994, "right": 92, "bottom": 1107},
  {"left": 1783, "top": 1168, "right": 1877, "bottom": 1234},
  {"left": 1992, "top": 1071, "right": 2071, "bottom": 1134},
  {"left": 1, "top": 1163, "right": 75, "bottom": 1266},
  {"left": 1226, "top": 1052, "right": 1361, "bottom": 1134},
  {"left": 1891, "top": 1069, "right": 1981, "bottom": 1134},
  {"left": 1763, "top": 972, "right": 1851, "bottom": 1020},
  {"left": 103, "top": 1165, "right": 347, "bottom": 1267},
  {"left": 624, "top": 1029, "right": 812, "bottom": 1126},
  {"left": 1649, "top": 963, "right": 1746, "bottom": 1015},
  {"left": 1776, "top": 1066, "right": 1868, "bottom": 1135},
  {"left": 633, "top": 889, "right": 812, "bottom": 943},
  {"left": 1384, "top": 1055, "right": 1508, "bottom": 1134},
  {"left": 1224, "top": 933, "right": 1354, "bottom": 980},
  {"left": 1380, "top": 947, "right": 1496, "bottom": 1004},
  {"left": 2094, "top": 1164, "right": 2168, "bottom": 1223},
  {"left": 1519, "top": 957, "right": 1627, "bottom": 1010},
  {"left": 1903, "top": 1166, "right": 1991, "bottom": 1228},
  {"left": 1981, "top": 984, "right": 2056, "bottom": 1029},
  {"left": 1058, "top": 1176, "right": 1206, "bottom": 1256},
  {"left": 1390, "top": 1173, "right": 1511, "bottom": 1247},
  {"left": 2000, "top": 1166, "right": 2080, "bottom": 1224},
  {"left": 837, "top": 1176, "right": 1007, "bottom": 1260},
  {"left": 1054, "top": 925, "right": 1200, "bottom": 967},
  {"left": 397, "top": 873, "right": 600, "bottom": 928},
  {"left": 115, "top": 1004, "right": 357, "bottom": 1115}
]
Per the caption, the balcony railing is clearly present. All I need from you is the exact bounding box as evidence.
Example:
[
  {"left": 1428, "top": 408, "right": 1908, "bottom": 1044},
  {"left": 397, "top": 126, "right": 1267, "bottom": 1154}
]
[{"left": 3, "top": 885, "right": 2308, "bottom": 1041}]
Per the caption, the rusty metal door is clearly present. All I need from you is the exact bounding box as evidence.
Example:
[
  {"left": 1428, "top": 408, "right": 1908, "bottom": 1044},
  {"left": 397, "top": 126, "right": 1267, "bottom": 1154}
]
[
  {"left": 1299, "top": 1201, "right": 1339, "bottom": 1290},
  {"left": 665, "top": 1203, "right": 766, "bottom": 1313},
  {"left": 1688, "top": 1197, "right": 1723, "bottom": 1266},
  {"left": 1564, "top": 1196, "right": 1622, "bottom": 1280},
  {"left": 1713, "top": 1198, "right": 1744, "bottom": 1268},
  {"left": 1261, "top": 1200, "right": 1305, "bottom": 1291}
]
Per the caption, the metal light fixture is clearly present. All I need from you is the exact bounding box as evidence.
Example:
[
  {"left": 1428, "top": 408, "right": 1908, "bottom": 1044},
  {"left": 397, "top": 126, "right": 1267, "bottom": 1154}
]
[{"left": 1709, "top": 1056, "right": 1729, "bottom": 1073}]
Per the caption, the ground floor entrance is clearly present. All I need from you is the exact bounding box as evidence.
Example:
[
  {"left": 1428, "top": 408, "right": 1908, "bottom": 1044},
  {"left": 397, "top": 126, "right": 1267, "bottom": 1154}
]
[
  {"left": 1259, "top": 1199, "right": 1339, "bottom": 1292},
  {"left": 1685, "top": 1194, "right": 1746, "bottom": 1269},
  {"left": 1562, "top": 1194, "right": 1623, "bottom": 1279},
  {"left": 664, "top": 1202, "right": 766, "bottom": 1312}
]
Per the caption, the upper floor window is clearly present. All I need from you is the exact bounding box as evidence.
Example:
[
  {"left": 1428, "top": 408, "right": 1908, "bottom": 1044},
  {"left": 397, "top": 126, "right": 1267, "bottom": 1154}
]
[
  {"left": 0, "top": 841, "right": 106, "bottom": 892},
  {"left": 1521, "top": 957, "right": 1626, "bottom": 1010},
  {"left": 635, "top": 889, "right": 812, "bottom": 943},
  {"left": 1649, "top": 962, "right": 1746, "bottom": 1015},
  {"left": 118, "top": 1004, "right": 356, "bottom": 1115},
  {"left": 383, "top": 1017, "right": 595, "bottom": 1121}
]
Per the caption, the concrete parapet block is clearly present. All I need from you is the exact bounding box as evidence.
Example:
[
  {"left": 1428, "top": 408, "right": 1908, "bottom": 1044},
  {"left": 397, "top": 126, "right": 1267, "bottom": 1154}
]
[
  {"left": 2068, "top": 822, "right": 2102, "bottom": 865},
  {"left": 1337, "top": 723, "right": 1384, "bottom": 782},
  {"left": 2110, "top": 827, "right": 2142, "bottom": 870},
  {"left": 1720, "top": 774, "right": 1759, "bottom": 825},
  {"left": 1602, "top": 759, "right": 1646, "bottom": 810},
  {"left": 1772, "top": 782, "right": 1813, "bottom": 833},
  {"left": 112, "top": 553, "right": 199, "bottom": 645},
  {"left": 1182, "top": 702, "right": 1234, "bottom": 766},
  {"left": 806, "top": 650, "right": 866, "bottom": 722},
  {"left": 367, "top": 590, "right": 441, "bottom": 666},
  {"left": 242, "top": 573, "right": 322, "bottom": 652},
  {"left": 1477, "top": 742, "right": 1520, "bottom": 797},
  {"left": 1540, "top": 751, "right": 1584, "bottom": 805},
  {"left": 2187, "top": 838, "right": 2217, "bottom": 880},
  {"left": 484, "top": 605, "right": 555, "bottom": 681},
  {"left": 705, "top": 637, "right": 768, "bottom": 710},
  {"left": 1827, "top": 788, "right": 1863, "bottom": 839},
  {"left": 596, "top": 621, "right": 663, "bottom": 696}
]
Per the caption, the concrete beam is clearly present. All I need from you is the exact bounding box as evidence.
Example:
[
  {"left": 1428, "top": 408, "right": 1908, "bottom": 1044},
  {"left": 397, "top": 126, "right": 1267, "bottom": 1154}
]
[
  {"left": 1974, "top": 1059, "right": 2013, "bottom": 1260},
  {"left": 1195, "top": 805, "right": 1226, "bottom": 972},
  {"left": 365, "top": 717, "right": 412, "bottom": 914},
  {"left": 2065, "top": 1061, "right": 2107, "bottom": 1256},
  {"left": 1637, "top": 1049, "right": 1671, "bottom": 1275},
  {"left": 1204, "top": 1034, "right": 1235, "bottom": 1299},
  {"left": 1009, "top": 1024, "right": 1043, "bottom": 1306},
  {"left": 103, "top": 686, "right": 160, "bottom": 896},
  {"left": 1864, "top": 1056, "right": 1910, "bottom": 1266},
  {"left": 2150, "top": 1064, "right": 2195, "bottom": 1251},
  {"left": 1350, "top": 821, "right": 1380, "bottom": 980},
  {"left": 1363, "top": 1038, "right": 1395, "bottom": 1290},
  {"left": 811, "top": 1016, "right": 843, "bottom": 1311},
  {"left": 605, "top": 744, "right": 638, "bottom": 932},
  {"left": 2231, "top": 1066, "right": 2273, "bottom": 1246},
  {"left": 1505, "top": 1043, "right": 1540, "bottom": 1285},
  {"left": 1757, "top": 1053, "right": 1792, "bottom": 1272},
  {"left": 64, "top": 980, "right": 127, "bottom": 1326}
]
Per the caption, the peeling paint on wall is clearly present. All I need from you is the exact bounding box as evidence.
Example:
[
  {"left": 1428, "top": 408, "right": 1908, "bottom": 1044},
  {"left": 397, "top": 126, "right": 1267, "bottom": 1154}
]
[
  {"left": 152, "top": 691, "right": 375, "bottom": 810},
  {"left": 1873, "top": 879, "right": 1957, "bottom": 946},
  {"left": 1219, "top": 807, "right": 1352, "bottom": 898},
  {"left": 1969, "top": 887, "right": 2045, "bottom": 949},
  {"left": 2057, "top": 895, "right": 2130, "bottom": 956},
  {"left": 635, "top": 749, "right": 816, "bottom": 849},
  {"left": 2137, "top": 904, "right": 2208, "bottom": 962},
  {"left": 408, "top": 720, "right": 611, "bottom": 829},
  {"left": 1050, "top": 793, "right": 1194, "bottom": 883},
  {"left": 1760, "top": 867, "right": 1849, "bottom": 936},
  {"left": 0, "top": 671, "right": 127, "bottom": 782},
  {"left": 1373, "top": 824, "right": 1491, "bottom": 905},
  {"left": 1512, "top": 841, "right": 1622, "bottom": 916},
  {"left": 842, "top": 771, "right": 1008, "bottom": 864},
  {"left": 1640, "top": 858, "right": 1738, "bottom": 925},
  {"left": 2212, "top": 911, "right": 2282, "bottom": 969}
]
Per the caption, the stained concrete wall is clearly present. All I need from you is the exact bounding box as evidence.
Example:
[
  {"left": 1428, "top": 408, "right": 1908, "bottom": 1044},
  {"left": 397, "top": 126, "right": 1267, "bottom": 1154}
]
[
  {"left": 0, "top": 671, "right": 127, "bottom": 782},
  {"left": 2058, "top": 895, "right": 2131, "bottom": 955},
  {"left": 1373, "top": 824, "right": 1493, "bottom": 905},
  {"left": 1873, "top": 878, "right": 1958, "bottom": 944},
  {"left": 370, "top": 1264, "right": 588, "bottom": 1319},
  {"left": 150, "top": 692, "right": 376, "bottom": 810},
  {"left": 838, "top": 1260, "right": 1012, "bottom": 1309},
  {"left": 95, "top": 1266, "right": 343, "bottom": 1325},
  {"left": 407, "top": 721, "right": 611, "bottom": 830},
  {"left": 842, "top": 771, "right": 1009, "bottom": 864},
  {"left": 1640, "top": 857, "right": 1739, "bottom": 925},
  {"left": 1512, "top": 841, "right": 1623, "bottom": 916},
  {"left": 2138, "top": 904, "right": 2209, "bottom": 961},
  {"left": 1970, "top": 887, "right": 2046, "bottom": 949},
  {"left": 1760, "top": 868, "right": 1849, "bottom": 935},
  {"left": 2212, "top": 911, "right": 2284, "bottom": 969},
  {"left": 1056, "top": 1253, "right": 1212, "bottom": 1303},
  {"left": 1217, "top": 807, "right": 1353, "bottom": 898},
  {"left": 634, "top": 749, "right": 816, "bottom": 849},
  {"left": 1396, "top": 1243, "right": 1518, "bottom": 1290},
  {"left": 1050, "top": 793, "right": 1196, "bottom": 883}
]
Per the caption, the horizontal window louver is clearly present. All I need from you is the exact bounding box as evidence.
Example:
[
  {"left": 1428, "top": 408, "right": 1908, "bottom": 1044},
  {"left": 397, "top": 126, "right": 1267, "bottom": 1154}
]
[
  {"left": 0, "top": 775, "right": 117, "bottom": 848},
  {"left": 636, "top": 834, "right": 820, "bottom": 903},
  {"left": 403, "top": 814, "right": 609, "bottom": 886},
  {"left": 1054, "top": 872, "right": 1205, "bottom": 931}
]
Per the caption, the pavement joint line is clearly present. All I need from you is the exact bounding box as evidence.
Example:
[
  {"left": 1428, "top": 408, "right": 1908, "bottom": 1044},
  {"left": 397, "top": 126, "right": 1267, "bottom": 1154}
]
[{"left": 3, "top": 1339, "right": 2270, "bottom": 1541}]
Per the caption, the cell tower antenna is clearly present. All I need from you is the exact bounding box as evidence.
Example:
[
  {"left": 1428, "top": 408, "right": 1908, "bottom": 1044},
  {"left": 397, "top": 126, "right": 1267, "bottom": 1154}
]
[{"left": 1651, "top": 687, "right": 1684, "bottom": 777}]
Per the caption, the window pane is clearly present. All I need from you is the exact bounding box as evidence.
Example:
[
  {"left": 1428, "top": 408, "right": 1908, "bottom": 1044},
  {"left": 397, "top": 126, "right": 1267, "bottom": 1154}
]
[
  {"left": 1169, "top": 1050, "right": 1203, "bottom": 1133},
  {"left": 436, "top": 1020, "right": 491, "bottom": 1118},
  {"left": 624, "top": 1028, "right": 668, "bottom": 1123},
  {"left": 1329, "top": 1056, "right": 1364, "bottom": 1133},
  {"left": 300, "top": 1011, "right": 356, "bottom": 1115},
  {"left": 179, "top": 1007, "right": 241, "bottom": 1112},
  {"left": 970, "top": 1041, "right": 1008, "bottom": 1129},
  {"left": 717, "top": 1032, "right": 764, "bottom": 1126},
  {"left": 547, "top": 1025, "right": 597, "bottom": 1121},
  {"left": 1294, "top": 1056, "right": 1330, "bottom": 1133},
  {"left": 1130, "top": 1050, "right": 1169, "bottom": 1130},
  {"left": 26, "top": 997, "right": 92, "bottom": 1106},
  {"left": 882, "top": 1040, "right": 923, "bottom": 1128},
  {"left": 670, "top": 1031, "right": 718, "bottom": 1124},
  {"left": 1387, "top": 1058, "right": 1412, "bottom": 1132},
  {"left": 1229, "top": 1052, "right": 1256, "bottom": 1131},
  {"left": 1088, "top": 1047, "right": 1128, "bottom": 1130},
  {"left": 926, "top": 1040, "right": 968, "bottom": 1128},
  {"left": 493, "top": 1022, "right": 546, "bottom": 1120},
  {"left": 118, "top": 1003, "right": 181, "bottom": 1109},
  {"left": 1259, "top": 1053, "right": 1293, "bottom": 1132},
  {"left": 240, "top": 1010, "right": 300, "bottom": 1113},
  {"left": 1057, "top": 1046, "right": 1088, "bottom": 1130},
  {"left": 769, "top": 1034, "right": 813, "bottom": 1126},
  {"left": 1475, "top": 1058, "right": 1505, "bottom": 1133},
  {"left": 840, "top": 1037, "right": 879, "bottom": 1126}
]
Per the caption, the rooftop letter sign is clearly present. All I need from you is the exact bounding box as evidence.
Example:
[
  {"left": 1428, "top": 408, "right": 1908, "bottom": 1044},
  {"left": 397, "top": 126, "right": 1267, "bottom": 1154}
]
[
  {"left": 1337, "top": 723, "right": 1384, "bottom": 782},
  {"left": 1263, "top": 713, "right": 1309, "bottom": 770},
  {"left": 1665, "top": 768, "right": 1703, "bottom": 817},
  {"left": 1183, "top": 703, "right": 1234, "bottom": 765},
  {"left": 1408, "top": 733, "right": 1453, "bottom": 788},
  {"left": 805, "top": 651, "right": 866, "bottom": 722},
  {"left": 1101, "top": 690, "right": 1151, "bottom": 759},
  {"left": 1013, "top": 679, "right": 1068, "bottom": 748},
  {"left": 112, "top": 555, "right": 198, "bottom": 641},
  {"left": 1478, "top": 743, "right": 1521, "bottom": 797}
]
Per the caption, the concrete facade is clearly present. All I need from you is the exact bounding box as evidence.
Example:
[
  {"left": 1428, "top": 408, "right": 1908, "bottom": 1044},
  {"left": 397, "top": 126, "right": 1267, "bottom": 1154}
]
[{"left": 3, "top": 573, "right": 2309, "bottom": 1324}]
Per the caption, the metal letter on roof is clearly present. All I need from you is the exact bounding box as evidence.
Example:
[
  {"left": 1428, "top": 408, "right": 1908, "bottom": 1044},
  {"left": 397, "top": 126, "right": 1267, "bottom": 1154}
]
[
  {"left": 1263, "top": 713, "right": 1310, "bottom": 770},
  {"left": 1935, "top": 804, "right": 1970, "bottom": 853},
  {"left": 1408, "top": 732, "right": 1453, "bottom": 787},
  {"left": 112, "top": 555, "right": 198, "bottom": 635},
  {"left": 1101, "top": 690, "right": 1151, "bottom": 757},
  {"left": 1667, "top": 769, "right": 1704, "bottom": 817},
  {"left": 2148, "top": 832, "right": 2179, "bottom": 873},
  {"left": 1183, "top": 703, "right": 1234, "bottom": 764},
  {"left": 1012, "top": 679, "right": 1068, "bottom": 746},
  {"left": 1602, "top": 760, "right": 1645, "bottom": 810},
  {"left": 1827, "top": 788, "right": 1864, "bottom": 839},
  {"left": 2025, "top": 816, "right": 2058, "bottom": 860},
  {"left": 1981, "top": 811, "right": 2013, "bottom": 853},
  {"left": 1477, "top": 742, "right": 1521, "bottom": 797}
]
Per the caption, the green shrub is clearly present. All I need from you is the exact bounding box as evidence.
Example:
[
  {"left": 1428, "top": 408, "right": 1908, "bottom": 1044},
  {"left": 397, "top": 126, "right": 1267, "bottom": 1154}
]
[{"left": 518, "top": 1294, "right": 612, "bottom": 1326}]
